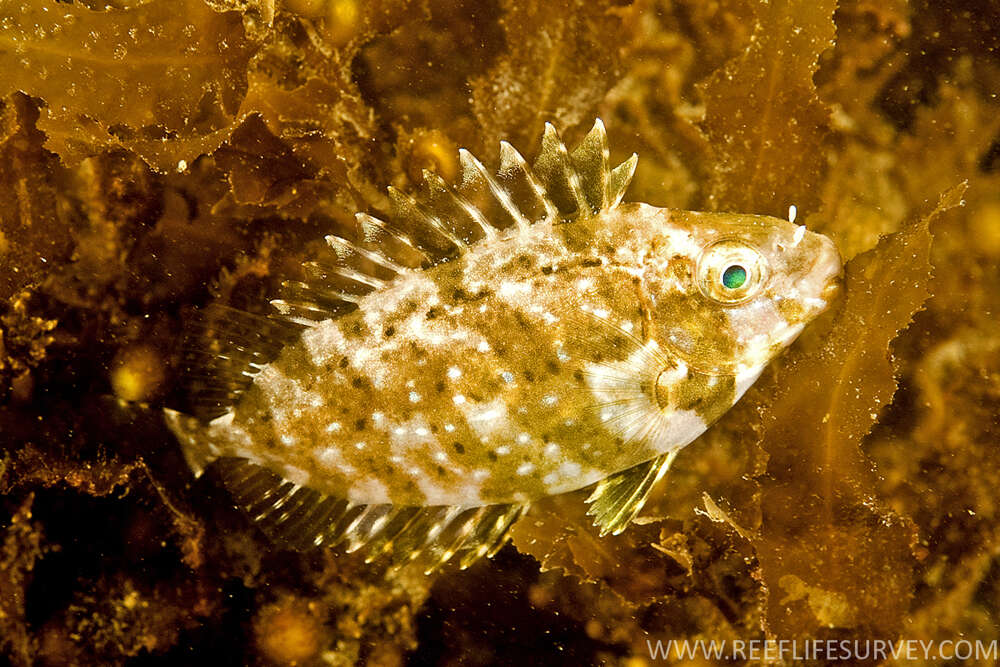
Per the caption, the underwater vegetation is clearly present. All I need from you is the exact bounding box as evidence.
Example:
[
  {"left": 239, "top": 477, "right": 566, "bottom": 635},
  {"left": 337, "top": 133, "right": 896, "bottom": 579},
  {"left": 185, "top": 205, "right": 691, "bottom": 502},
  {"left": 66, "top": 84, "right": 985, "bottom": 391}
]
[{"left": 0, "top": 0, "right": 998, "bottom": 664}]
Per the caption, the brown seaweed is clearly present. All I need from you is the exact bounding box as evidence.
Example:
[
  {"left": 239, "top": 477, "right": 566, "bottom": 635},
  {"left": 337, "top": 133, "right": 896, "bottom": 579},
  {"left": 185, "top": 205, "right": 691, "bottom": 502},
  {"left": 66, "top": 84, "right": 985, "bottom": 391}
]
[
  {"left": 750, "top": 184, "right": 965, "bottom": 638},
  {"left": 0, "top": 0, "right": 254, "bottom": 172},
  {"left": 470, "top": 0, "right": 632, "bottom": 155},
  {"left": 700, "top": 0, "right": 837, "bottom": 218}
]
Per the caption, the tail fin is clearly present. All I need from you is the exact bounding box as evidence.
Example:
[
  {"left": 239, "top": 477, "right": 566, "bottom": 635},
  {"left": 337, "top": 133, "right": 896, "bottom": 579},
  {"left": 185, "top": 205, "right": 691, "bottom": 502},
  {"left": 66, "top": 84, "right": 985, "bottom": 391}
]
[
  {"left": 163, "top": 408, "right": 222, "bottom": 477},
  {"left": 165, "top": 304, "right": 301, "bottom": 476}
]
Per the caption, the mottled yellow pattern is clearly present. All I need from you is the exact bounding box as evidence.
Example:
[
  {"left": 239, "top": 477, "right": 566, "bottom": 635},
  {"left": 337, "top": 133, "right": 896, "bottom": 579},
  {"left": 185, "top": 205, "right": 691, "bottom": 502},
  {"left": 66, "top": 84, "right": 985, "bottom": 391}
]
[{"left": 166, "top": 122, "right": 840, "bottom": 512}]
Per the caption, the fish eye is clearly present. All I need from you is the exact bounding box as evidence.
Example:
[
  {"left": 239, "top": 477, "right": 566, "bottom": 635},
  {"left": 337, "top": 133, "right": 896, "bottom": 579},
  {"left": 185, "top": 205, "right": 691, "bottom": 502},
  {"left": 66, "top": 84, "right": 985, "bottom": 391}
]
[
  {"left": 721, "top": 264, "right": 747, "bottom": 289},
  {"left": 696, "top": 239, "right": 768, "bottom": 304}
]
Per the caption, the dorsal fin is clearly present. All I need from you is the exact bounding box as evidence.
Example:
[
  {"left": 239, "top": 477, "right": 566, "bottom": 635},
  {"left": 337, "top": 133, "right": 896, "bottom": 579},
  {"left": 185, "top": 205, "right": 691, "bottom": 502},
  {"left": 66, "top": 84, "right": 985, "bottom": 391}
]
[
  {"left": 420, "top": 169, "right": 499, "bottom": 243},
  {"left": 533, "top": 122, "right": 592, "bottom": 216},
  {"left": 215, "top": 458, "right": 526, "bottom": 572},
  {"left": 456, "top": 148, "right": 524, "bottom": 231},
  {"left": 585, "top": 450, "right": 678, "bottom": 536},
  {"left": 388, "top": 186, "right": 467, "bottom": 259},
  {"left": 266, "top": 119, "right": 638, "bottom": 327},
  {"left": 355, "top": 213, "right": 429, "bottom": 269},
  {"left": 607, "top": 152, "right": 638, "bottom": 208},
  {"left": 498, "top": 140, "right": 558, "bottom": 224},
  {"left": 570, "top": 118, "right": 611, "bottom": 212},
  {"left": 176, "top": 305, "right": 303, "bottom": 420}
]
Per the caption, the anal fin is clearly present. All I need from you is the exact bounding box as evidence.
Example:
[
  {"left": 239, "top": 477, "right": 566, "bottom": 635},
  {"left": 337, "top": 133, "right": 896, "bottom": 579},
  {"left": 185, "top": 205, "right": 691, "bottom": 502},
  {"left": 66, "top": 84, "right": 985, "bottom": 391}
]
[
  {"left": 585, "top": 450, "right": 678, "bottom": 536},
  {"left": 214, "top": 458, "right": 525, "bottom": 572}
]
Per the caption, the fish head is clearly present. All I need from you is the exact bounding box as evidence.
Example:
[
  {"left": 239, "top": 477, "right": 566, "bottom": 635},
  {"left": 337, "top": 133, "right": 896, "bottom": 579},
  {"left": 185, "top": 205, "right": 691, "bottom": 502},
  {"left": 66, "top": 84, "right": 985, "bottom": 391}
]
[{"left": 640, "top": 208, "right": 842, "bottom": 376}]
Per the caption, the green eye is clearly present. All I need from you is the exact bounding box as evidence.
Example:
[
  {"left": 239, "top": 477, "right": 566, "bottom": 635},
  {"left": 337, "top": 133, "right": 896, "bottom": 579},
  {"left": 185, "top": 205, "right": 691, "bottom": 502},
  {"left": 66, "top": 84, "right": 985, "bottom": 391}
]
[
  {"left": 721, "top": 264, "right": 747, "bottom": 289},
  {"left": 697, "top": 239, "right": 768, "bottom": 304}
]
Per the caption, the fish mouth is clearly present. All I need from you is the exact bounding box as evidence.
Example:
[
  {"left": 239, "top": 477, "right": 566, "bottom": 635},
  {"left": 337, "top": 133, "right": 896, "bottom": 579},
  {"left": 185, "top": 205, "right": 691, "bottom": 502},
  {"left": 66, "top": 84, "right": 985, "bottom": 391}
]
[
  {"left": 804, "top": 234, "right": 843, "bottom": 314},
  {"left": 820, "top": 274, "right": 842, "bottom": 304}
]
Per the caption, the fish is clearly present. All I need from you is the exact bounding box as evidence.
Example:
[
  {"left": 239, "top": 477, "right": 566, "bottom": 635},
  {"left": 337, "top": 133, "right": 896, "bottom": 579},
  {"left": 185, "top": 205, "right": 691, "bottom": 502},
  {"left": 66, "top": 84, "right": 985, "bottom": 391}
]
[{"left": 164, "top": 119, "right": 841, "bottom": 571}]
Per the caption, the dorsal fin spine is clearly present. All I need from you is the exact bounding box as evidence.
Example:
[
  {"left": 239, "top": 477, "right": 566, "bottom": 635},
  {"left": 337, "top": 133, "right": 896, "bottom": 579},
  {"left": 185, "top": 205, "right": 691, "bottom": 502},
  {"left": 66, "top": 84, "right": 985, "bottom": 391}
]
[
  {"left": 570, "top": 119, "right": 611, "bottom": 212},
  {"left": 607, "top": 153, "right": 638, "bottom": 208},
  {"left": 497, "top": 140, "right": 559, "bottom": 223},
  {"left": 325, "top": 234, "right": 408, "bottom": 275},
  {"left": 459, "top": 148, "right": 530, "bottom": 229},
  {"left": 537, "top": 122, "right": 592, "bottom": 216},
  {"left": 388, "top": 186, "right": 466, "bottom": 254},
  {"left": 422, "top": 169, "right": 498, "bottom": 241},
  {"left": 325, "top": 265, "right": 385, "bottom": 290},
  {"left": 356, "top": 213, "right": 430, "bottom": 268},
  {"left": 267, "top": 120, "right": 635, "bottom": 328}
]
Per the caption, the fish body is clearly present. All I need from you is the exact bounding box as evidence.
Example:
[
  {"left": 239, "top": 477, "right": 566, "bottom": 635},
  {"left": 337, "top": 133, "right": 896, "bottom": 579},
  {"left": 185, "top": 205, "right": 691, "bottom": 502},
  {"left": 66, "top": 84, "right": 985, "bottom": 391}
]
[{"left": 165, "top": 121, "right": 841, "bottom": 566}]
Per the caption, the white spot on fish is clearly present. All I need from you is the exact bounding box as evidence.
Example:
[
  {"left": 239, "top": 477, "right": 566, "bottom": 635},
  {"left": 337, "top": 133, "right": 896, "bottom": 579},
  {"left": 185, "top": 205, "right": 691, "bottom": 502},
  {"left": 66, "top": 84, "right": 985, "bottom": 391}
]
[
  {"left": 447, "top": 366, "right": 462, "bottom": 379},
  {"left": 346, "top": 477, "right": 390, "bottom": 505},
  {"left": 560, "top": 462, "right": 581, "bottom": 478},
  {"left": 459, "top": 397, "right": 511, "bottom": 440},
  {"left": 317, "top": 446, "right": 357, "bottom": 475},
  {"left": 517, "top": 462, "right": 535, "bottom": 476},
  {"left": 282, "top": 465, "right": 310, "bottom": 486}
]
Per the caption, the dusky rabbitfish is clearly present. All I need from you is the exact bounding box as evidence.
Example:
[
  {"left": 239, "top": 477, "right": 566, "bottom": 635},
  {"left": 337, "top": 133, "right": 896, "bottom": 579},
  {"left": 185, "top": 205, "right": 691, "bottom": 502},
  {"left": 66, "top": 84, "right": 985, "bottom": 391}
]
[{"left": 165, "top": 120, "right": 841, "bottom": 571}]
